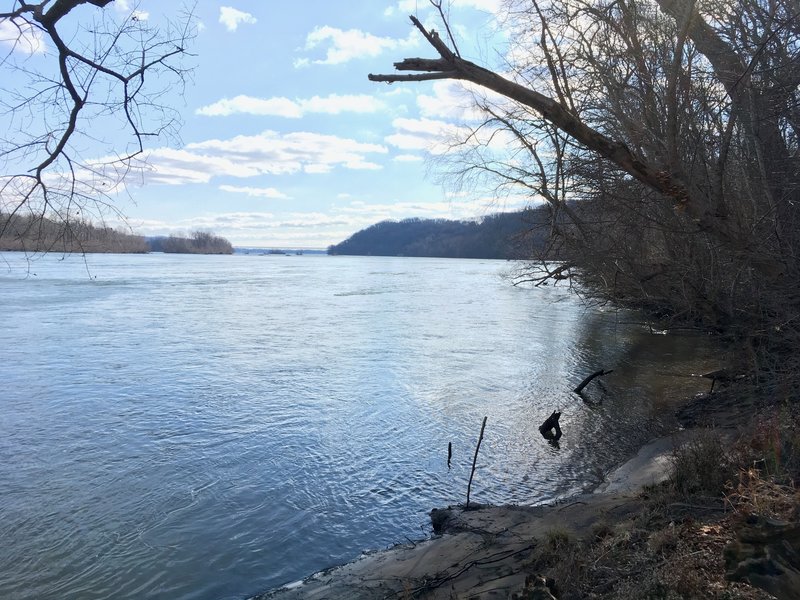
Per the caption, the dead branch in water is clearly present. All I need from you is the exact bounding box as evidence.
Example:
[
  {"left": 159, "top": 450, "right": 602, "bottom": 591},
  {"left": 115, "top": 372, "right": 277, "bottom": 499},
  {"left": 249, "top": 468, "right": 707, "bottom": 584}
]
[{"left": 574, "top": 369, "right": 613, "bottom": 394}]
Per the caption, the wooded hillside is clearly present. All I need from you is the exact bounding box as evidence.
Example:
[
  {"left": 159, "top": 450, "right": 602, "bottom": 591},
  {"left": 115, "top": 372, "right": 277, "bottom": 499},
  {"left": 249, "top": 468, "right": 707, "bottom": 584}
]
[{"left": 327, "top": 208, "right": 550, "bottom": 259}]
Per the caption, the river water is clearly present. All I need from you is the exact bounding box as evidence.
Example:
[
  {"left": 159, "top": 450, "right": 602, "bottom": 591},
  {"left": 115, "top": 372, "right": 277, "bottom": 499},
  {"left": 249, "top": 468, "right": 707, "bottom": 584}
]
[{"left": 0, "top": 252, "right": 717, "bottom": 599}]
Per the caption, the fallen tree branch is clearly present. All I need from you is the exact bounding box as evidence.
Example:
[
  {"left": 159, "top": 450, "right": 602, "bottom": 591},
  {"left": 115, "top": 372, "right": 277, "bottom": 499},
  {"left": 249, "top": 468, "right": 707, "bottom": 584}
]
[{"left": 574, "top": 369, "right": 613, "bottom": 394}]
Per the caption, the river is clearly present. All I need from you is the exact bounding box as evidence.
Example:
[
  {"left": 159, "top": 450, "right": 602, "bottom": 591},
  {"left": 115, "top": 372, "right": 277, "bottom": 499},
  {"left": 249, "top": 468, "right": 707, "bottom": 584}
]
[{"left": 0, "top": 252, "right": 717, "bottom": 599}]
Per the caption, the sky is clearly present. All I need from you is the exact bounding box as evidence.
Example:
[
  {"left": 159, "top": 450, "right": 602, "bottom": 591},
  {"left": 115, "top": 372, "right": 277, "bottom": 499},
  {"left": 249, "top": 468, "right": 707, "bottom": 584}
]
[{"left": 3, "top": 0, "right": 531, "bottom": 249}]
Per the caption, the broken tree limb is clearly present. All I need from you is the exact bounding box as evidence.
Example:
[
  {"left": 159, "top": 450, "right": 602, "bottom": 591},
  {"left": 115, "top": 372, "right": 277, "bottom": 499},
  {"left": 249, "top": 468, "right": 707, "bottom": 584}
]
[
  {"left": 369, "top": 17, "right": 694, "bottom": 205},
  {"left": 368, "top": 14, "right": 787, "bottom": 276},
  {"left": 466, "top": 416, "right": 487, "bottom": 509},
  {"left": 539, "top": 410, "right": 562, "bottom": 441},
  {"left": 573, "top": 369, "right": 614, "bottom": 394}
]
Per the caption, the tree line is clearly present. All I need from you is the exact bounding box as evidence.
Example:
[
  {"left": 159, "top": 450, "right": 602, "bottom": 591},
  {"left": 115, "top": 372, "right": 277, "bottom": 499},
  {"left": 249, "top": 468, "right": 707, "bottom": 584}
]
[
  {"left": 0, "top": 212, "right": 232, "bottom": 255},
  {"left": 327, "top": 208, "right": 551, "bottom": 259},
  {"left": 147, "top": 231, "right": 234, "bottom": 255}
]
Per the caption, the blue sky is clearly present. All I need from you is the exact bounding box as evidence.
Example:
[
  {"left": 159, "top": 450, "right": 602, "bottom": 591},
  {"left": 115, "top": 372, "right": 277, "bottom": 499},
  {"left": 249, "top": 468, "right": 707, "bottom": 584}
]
[{"left": 4, "top": 0, "right": 530, "bottom": 248}]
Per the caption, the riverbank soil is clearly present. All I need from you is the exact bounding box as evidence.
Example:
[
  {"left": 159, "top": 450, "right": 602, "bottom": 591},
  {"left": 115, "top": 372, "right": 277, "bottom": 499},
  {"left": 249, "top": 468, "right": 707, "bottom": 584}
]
[{"left": 259, "top": 389, "right": 799, "bottom": 600}]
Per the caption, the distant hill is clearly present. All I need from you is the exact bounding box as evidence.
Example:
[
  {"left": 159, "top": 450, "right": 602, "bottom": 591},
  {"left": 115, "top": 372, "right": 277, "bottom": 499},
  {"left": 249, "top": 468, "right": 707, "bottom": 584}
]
[{"left": 327, "top": 208, "right": 550, "bottom": 259}]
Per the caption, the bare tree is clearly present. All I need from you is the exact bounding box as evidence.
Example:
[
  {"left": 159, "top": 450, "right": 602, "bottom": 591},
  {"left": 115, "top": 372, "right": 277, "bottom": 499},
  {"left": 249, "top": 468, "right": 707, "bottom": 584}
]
[
  {"left": 0, "top": 0, "right": 194, "bottom": 252},
  {"left": 373, "top": 0, "right": 800, "bottom": 389}
]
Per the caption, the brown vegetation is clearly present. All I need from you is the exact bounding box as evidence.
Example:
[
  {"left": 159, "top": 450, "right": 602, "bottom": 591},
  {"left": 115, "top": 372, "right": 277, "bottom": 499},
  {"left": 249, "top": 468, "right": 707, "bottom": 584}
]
[
  {"left": 513, "top": 409, "right": 800, "bottom": 600},
  {"left": 0, "top": 213, "right": 234, "bottom": 255},
  {"left": 157, "top": 231, "right": 234, "bottom": 255},
  {"left": 0, "top": 211, "right": 148, "bottom": 253}
]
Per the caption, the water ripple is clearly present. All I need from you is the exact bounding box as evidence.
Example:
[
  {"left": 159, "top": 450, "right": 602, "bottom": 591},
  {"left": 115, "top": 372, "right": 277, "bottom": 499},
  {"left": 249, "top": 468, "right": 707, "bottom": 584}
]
[{"left": 0, "top": 252, "right": 720, "bottom": 600}]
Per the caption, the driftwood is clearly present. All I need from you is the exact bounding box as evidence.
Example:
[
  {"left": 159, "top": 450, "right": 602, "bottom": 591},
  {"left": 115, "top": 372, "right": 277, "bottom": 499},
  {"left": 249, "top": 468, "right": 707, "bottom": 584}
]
[
  {"left": 573, "top": 369, "right": 613, "bottom": 394},
  {"left": 466, "top": 417, "right": 487, "bottom": 509},
  {"left": 539, "top": 411, "right": 562, "bottom": 441},
  {"left": 447, "top": 442, "right": 452, "bottom": 470}
]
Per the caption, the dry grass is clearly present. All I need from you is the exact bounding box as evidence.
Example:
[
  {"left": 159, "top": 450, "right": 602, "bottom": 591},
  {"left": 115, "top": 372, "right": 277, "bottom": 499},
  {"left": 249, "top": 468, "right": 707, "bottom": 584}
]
[{"left": 518, "top": 407, "right": 799, "bottom": 599}]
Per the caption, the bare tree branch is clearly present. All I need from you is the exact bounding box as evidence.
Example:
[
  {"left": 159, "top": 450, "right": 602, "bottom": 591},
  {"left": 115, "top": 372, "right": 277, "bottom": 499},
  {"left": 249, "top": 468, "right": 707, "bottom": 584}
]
[{"left": 1, "top": 0, "right": 195, "bottom": 251}]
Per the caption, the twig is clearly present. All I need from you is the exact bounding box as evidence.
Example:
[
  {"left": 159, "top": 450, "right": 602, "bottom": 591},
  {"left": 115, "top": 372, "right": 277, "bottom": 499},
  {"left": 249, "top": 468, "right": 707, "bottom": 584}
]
[{"left": 466, "top": 416, "right": 487, "bottom": 509}]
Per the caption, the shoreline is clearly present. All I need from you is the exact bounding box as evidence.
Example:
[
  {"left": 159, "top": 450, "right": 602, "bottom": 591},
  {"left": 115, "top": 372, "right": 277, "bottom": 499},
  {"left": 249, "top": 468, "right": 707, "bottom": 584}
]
[
  {"left": 256, "top": 491, "right": 647, "bottom": 600},
  {"left": 255, "top": 401, "right": 733, "bottom": 600}
]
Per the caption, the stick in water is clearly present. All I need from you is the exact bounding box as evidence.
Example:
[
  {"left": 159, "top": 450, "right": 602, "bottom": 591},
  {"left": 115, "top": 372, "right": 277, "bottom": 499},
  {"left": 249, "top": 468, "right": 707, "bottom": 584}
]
[
  {"left": 466, "top": 416, "right": 487, "bottom": 509},
  {"left": 573, "top": 369, "right": 613, "bottom": 394},
  {"left": 447, "top": 442, "right": 452, "bottom": 469}
]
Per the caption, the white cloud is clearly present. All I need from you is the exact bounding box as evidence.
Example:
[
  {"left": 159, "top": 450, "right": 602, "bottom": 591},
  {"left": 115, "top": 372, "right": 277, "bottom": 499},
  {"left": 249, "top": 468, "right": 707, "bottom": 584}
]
[
  {"left": 138, "top": 148, "right": 261, "bottom": 185},
  {"left": 385, "top": 117, "right": 468, "bottom": 155},
  {"left": 219, "top": 6, "right": 257, "bottom": 32},
  {"left": 299, "top": 26, "right": 418, "bottom": 66},
  {"left": 219, "top": 185, "right": 290, "bottom": 199},
  {"left": 135, "top": 131, "right": 388, "bottom": 186},
  {"left": 416, "top": 80, "right": 483, "bottom": 119},
  {"left": 453, "top": 0, "right": 502, "bottom": 11},
  {"left": 113, "top": 1, "right": 148, "bottom": 20},
  {"left": 300, "top": 94, "right": 384, "bottom": 115},
  {"left": 187, "top": 131, "right": 387, "bottom": 174},
  {"left": 395, "top": 0, "right": 500, "bottom": 13},
  {"left": 0, "top": 18, "right": 46, "bottom": 54},
  {"left": 333, "top": 198, "right": 490, "bottom": 223},
  {"left": 196, "top": 94, "right": 385, "bottom": 118},
  {"left": 198, "top": 96, "right": 301, "bottom": 118},
  {"left": 393, "top": 154, "right": 424, "bottom": 162}
]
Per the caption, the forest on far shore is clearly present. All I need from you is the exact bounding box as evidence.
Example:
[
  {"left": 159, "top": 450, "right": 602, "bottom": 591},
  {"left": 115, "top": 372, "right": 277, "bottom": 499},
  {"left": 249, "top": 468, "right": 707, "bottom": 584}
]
[
  {"left": 327, "top": 207, "right": 551, "bottom": 259},
  {"left": 0, "top": 213, "right": 233, "bottom": 255}
]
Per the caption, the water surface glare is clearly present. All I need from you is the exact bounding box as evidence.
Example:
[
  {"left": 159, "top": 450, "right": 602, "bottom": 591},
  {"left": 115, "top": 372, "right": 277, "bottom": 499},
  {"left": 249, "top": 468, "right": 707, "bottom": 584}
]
[{"left": 0, "top": 253, "right": 717, "bottom": 599}]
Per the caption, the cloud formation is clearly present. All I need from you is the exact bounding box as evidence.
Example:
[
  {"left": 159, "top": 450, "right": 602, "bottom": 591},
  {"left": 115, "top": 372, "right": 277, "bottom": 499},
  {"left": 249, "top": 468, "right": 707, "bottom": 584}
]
[
  {"left": 385, "top": 117, "right": 468, "bottom": 155},
  {"left": 415, "top": 80, "right": 482, "bottom": 120},
  {"left": 393, "top": 0, "right": 501, "bottom": 13},
  {"left": 219, "top": 185, "right": 290, "bottom": 199},
  {"left": 0, "top": 18, "right": 46, "bottom": 54},
  {"left": 219, "top": 6, "right": 257, "bottom": 32},
  {"left": 298, "top": 26, "right": 418, "bottom": 66},
  {"left": 196, "top": 94, "right": 385, "bottom": 118},
  {"left": 138, "top": 130, "right": 388, "bottom": 185}
]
